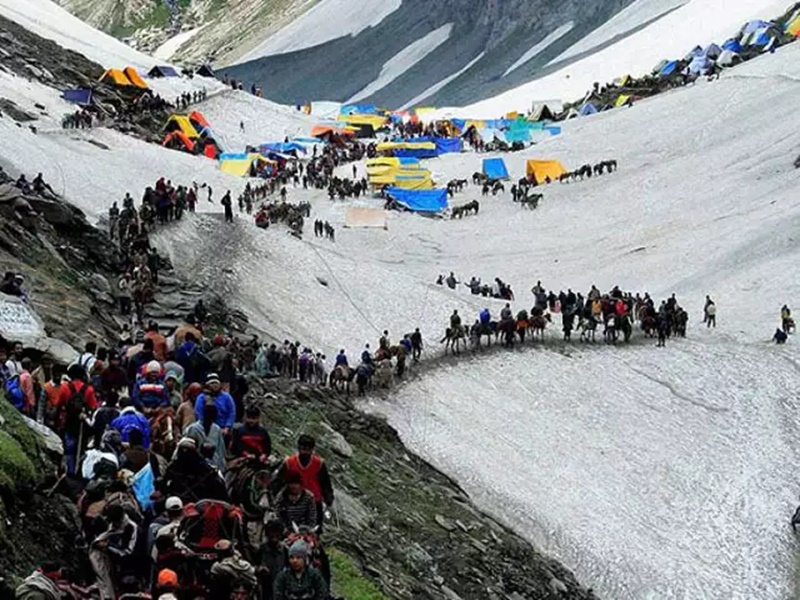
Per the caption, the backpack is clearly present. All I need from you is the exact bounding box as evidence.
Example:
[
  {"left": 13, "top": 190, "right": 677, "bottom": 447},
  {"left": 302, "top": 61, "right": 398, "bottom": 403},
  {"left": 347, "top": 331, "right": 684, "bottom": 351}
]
[
  {"left": 65, "top": 382, "right": 88, "bottom": 422},
  {"left": 5, "top": 376, "right": 24, "bottom": 409}
]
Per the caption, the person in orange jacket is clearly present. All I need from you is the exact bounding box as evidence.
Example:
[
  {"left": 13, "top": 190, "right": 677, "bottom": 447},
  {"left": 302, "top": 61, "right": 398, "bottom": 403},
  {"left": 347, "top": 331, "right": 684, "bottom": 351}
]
[{"left": 273, "top": 434, "right": 334, "bottom": 529}]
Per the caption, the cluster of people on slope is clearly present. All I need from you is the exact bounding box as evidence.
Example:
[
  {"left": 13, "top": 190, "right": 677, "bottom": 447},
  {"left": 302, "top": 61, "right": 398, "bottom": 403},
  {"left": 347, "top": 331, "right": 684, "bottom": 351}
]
[
  {"left": 174, "top": 89, "right": 208, "bottom": 111},
  {"left": 436, "top": 272, "right": 516, "bottom": 300}
]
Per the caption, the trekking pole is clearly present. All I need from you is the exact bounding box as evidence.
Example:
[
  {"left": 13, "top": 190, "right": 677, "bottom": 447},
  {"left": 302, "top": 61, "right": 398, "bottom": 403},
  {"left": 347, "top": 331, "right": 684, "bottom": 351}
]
[{"left": 75, "top": 418, "right": 85, "bottom": 477}]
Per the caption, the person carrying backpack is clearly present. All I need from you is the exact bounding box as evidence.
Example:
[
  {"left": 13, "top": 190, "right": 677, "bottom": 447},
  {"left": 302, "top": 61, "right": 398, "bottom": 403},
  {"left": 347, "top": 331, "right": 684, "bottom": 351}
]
[{"left": 57, "top": 364, "right": 98, "bottom": 476}]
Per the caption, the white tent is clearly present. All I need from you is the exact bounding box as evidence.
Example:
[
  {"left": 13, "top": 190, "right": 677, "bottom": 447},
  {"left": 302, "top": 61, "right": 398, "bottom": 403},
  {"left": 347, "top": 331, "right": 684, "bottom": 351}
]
[
  {"left": 717, "top": 50, "right": 740, "bottom": 67},
  {"left": 344, "top": 207, "right": 388, "bottom": 229}
]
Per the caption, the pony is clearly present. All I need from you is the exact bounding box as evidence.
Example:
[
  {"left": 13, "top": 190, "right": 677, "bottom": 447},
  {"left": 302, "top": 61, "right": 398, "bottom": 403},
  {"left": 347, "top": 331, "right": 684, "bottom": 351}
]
[
  {"left": 441, "top": 327, "right": 467, "bottom": 355},
  {"left": 329, "top": 365, "right": 354, "bottom": 395}
]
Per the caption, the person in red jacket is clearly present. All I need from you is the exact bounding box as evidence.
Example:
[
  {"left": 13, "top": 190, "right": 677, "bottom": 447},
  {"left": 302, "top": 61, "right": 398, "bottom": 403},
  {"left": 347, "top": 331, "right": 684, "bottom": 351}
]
[
  {"left": 58, "top": 364, "right": 99, "bottom": 476},
  {"left": 274, "top": 434, "right": 334, "bottom": 529}
]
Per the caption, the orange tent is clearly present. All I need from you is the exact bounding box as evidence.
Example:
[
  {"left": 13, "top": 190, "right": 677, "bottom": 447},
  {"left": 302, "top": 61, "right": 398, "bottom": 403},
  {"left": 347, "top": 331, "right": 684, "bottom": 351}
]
[
  {"left": 189, "top": 110, "right": 211, "bottom": 130},
  {"left": 123, "top": 66, "right": 149, "bottom": 89},
  {"left": 311, "top": 124, "right": 354, "bottom": 138},
  {"left": 163, "top": 131, "right": 196, "bottom": 153}
]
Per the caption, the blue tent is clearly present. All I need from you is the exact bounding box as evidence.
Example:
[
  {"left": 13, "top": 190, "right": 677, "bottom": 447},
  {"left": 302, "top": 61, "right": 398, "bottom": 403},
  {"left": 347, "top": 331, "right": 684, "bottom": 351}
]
[
  {"left": 482, "top": 157, "right": 510, "bottom": 180},
  {"left": 410, "top": 136, "right": 462, "bottom": 155},
  {"left": 753, "top": 31, "right": 771, "bottom": 46},
  {"left": 504, "top": 128, "right": 531, "bottom": 143},
  {"left": 386, "top": 187, "right": 448, "bottom": 213},
  {"left": 62, "top": 89, "right": 92, "bottom": 105},
  {"left": 742, "top": 20, "right": 772, "bottom": 35},
  {"left": 722, "top": 38, "right": 743, "bottom": 53},
  {"left": 660, "top": 60, "right": 680, "bottom": 76},
  {"left": 703, "top": 43, "right": 722, "bottom": 58},
  {"left": 260, "top": 142, "right": 307, "bottom": 155},
  {"left": 578, "top": 102, "right": 598, "bottom": 116}
]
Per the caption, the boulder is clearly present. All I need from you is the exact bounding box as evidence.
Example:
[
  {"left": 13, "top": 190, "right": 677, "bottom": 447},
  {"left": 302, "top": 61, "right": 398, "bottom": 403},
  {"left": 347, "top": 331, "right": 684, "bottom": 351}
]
[
  {"left": 320, "top": 422, "right": 353, "bottom": 458},
  {"left": 88, "top": 273, "right": 112, "bottom": 295}
]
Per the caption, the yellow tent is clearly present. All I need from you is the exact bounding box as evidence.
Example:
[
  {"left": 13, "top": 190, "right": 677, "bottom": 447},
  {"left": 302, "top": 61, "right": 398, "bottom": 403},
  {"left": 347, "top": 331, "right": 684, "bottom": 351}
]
[
  {"left": 164, "top": 115, "right": 200, "bottom": 138},
  {"left": 123, "top": 66, "right": 149, "bottom": 89},
  {"left": 367, "top": 157, "right": 404, "bottom": 168},
  {"left": 393, "top": 177, "right": 434, "bottom": 190},
  {"left": 526, "top": 160, "right": 568, "bottom": 183},
  {"left": 220, "top": 154, "right": 275, "bottom": 177},
  {"left": 100, "top": 68, "right": 132, "bottom": 87},
  {"left": 788, "top": 14, "right": 800, "bottom": 36},
  {"left": 344, "top": 207, "right": 388, "bottom": 229},
  {"left": 615, "top": 94, "right": 632, "bottom": 108},
  {"left": 376, "top": 141, "right": 436, "bottom": 152},
  {"left": 337, "top": 114, "right": 387, "bottom": 129},
  {"left": 367, "top": 165, "right": 423, "bottom": 177}
]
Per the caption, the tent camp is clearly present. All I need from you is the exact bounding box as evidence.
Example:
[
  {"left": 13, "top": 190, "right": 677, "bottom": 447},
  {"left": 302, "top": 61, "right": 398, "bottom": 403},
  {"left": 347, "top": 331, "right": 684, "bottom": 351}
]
[
  {"left": 164, "top": 115, "right": 200, "bottom": 138},
  {"left": 344, "top": 207, "right": 388, "bottom": 229},
  {"left": 195, "top": 65, "right": 215, "bottom": 78},
  {"left": 99, "top": 69, "right": 132, "bottom": 87},
  {"left": 386, "top": 187, "right": 447, "bottom": 213},
  {"left": 482, "top": 158, "right": 510, "bottom": 180},
  {"left": 526, "top": 159, "right": 567, "bottom": 184},
  {"left": 148, "top": 65, "right": 180, "bottom": 78},
  {"left": 123, "top": 67, "right": 149, "bottom": 89},
  {"left": 188, "top": 111, "right": 211, "bottom": 132},
  {"left": 62, "top": 89, "right": 92, "bottom": 105}
]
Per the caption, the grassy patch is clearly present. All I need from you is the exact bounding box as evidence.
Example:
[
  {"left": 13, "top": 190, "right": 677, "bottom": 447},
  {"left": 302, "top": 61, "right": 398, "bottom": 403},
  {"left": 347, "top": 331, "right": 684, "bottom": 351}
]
[{"left": 328, "top": 547, "right": 389, "bottom": 600}]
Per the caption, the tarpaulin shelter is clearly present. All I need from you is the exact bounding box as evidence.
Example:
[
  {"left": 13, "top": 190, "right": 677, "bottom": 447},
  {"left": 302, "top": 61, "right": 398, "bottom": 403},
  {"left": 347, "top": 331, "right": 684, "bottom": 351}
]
[
  {"left": 99, "top": 69, "right": 132, "bottom": 87},
  {"left": 659, "top": 61, "right": 680, "bottom": 76},
  {"left": 123, "top": 66, "right": 149, "bottom": 89},
  {"left": 578, "top": 102, "right": 598, "bottom": 116},
  {"left": 367, "top": 157, "right": 420, "bottom": 168},
  {"left": 722, "top": 38, "right": 743, "bottom": 52},
  {"left": 62, "top": 89, "right": 92, "bottom": 105},
  {"left": 688, "top": 55, "right": 713, "bottom": 75},
  {"left": 219, "top": 153, "right": 276, "bottom": 177},
  {"left": 260, "top": 142, "right": 307, "bottom": 155},
  {"left": 311, "top": 124, "right": 353, "bottom": 139},
  {"left": 385, "top": 187, "right": 447, "bottom": 213},
  {"left": 741, "top": 20, "right": 773, "bottom": 35},
  {"left": 340, "top": 104, "right": 378, "bottom": 115},
  {"left": 337, "top": 114, "right": 388, "bottom": 129},
  {"left": 377, "top": 141, "right": 437, "bottom": 159},
  {"left": 344, "top": 207, "right": 388, "bottom": 229},
  {"left": 148, "top": 65, "right": 180, "bottom": 78},
  {"left": 349, "top": 123, "right": 376, "bottom": 138},
  {"left": 526, "top": 159, "right": 567, "bottom": 184},
  {"left": 188, "top": 111, "right": 211, "bottom": 131},
  {"left": 478, "top": 128, "right": 507, "bottom": 143},
  {"left": 482, "top": 158, "right": 510, "bottom": 180},
  {"left": 162, "top": 131, "right": 196, "bottom": 153},
  {"left": 684, "top": 45, "right": 704, "bottom": 60},
  {"left": 703, "top": 43, "right": 722, "bottom": 58},
  {"left": 414, "top": 136, "right": 462, "bottom": 154},
  {"left": 370, "top": 171, "right": 433, "bottom": 190},
  {"left": 164, "top": 115, "right": 200, "bottom": 138},
  {"left": 717, "top": 49, "right": 741, "bottom": 67},
  {"left": 788, "top": 13, "right": 800, "bottom": 36}
]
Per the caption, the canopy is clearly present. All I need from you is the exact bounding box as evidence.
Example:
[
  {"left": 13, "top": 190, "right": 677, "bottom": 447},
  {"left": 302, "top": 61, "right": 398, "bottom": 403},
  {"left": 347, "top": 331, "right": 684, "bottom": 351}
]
[
  {"left": 99, "top": 68, "right": 131, "bottom": 87},
  {"left": 482, "top": 158, "right": 510, "bottom": 180},
  {"left": 526, "top": 159, "right": 567, "bottom": 183},
  {"left": 344, "top": 207, "right": 387, "bottom": 229},
  {"left": 386, "top": 187, "right": 447, "bottom": 213},
  {"left": 123, "top": 66, "right": 148, "bottom": 89},
  {"left": 62, "top": 89, "right": 92, "bottom": 105},
  {"left": 164, "top": 115, "right": 200, "bottom": 138},
  {"left": 148, "top": 65, "right": 180, "bottom": 78}
]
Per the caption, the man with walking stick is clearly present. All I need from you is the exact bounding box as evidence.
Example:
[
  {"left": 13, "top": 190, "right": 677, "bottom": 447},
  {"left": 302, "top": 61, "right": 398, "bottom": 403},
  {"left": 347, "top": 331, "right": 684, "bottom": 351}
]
[{"left": 57, "top": 364, "right": 98, "bottom": 476}]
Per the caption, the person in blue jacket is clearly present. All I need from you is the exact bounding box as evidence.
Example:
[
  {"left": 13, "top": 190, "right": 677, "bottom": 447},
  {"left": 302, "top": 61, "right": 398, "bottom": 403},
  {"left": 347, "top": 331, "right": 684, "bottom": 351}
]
[
  {"left": 110, "top": 398, "right": 151, "bottom": 449},
  {"left": 194, "top": 373, "right": 236, "bottom": 432},
  {"left": 176, "top": 332, "right": 210, "bottom": 384},
  {"left": 335, "top": 350, "right": 348, "bottom": 367},
  {"left": 131, "top": 360, "right": 169, "bottom": 413},
  {"left": 480, "top": 308, "right": 491, "bottom": 325}
]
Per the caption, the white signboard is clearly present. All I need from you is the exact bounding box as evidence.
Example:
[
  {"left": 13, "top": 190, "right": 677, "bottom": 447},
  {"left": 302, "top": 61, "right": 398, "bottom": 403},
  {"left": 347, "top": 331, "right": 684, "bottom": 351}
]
[{"left": 0, "top": 297, "right": 44, "bottom": 338}]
